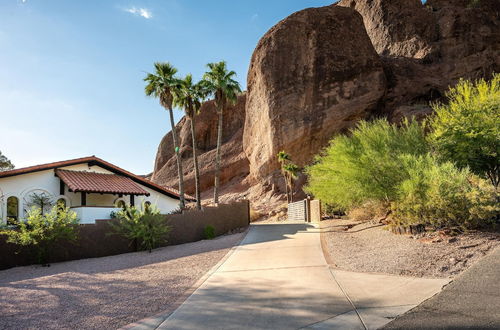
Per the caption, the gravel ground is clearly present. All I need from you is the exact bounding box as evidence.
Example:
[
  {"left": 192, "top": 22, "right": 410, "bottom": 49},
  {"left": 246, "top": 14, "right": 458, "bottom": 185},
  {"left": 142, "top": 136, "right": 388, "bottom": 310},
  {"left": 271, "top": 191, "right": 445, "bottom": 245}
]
[
  {"left": 321, "top": 219, "right": 500, "bottom": 278},
  {"left": 0, "top": 231, "right": 247, "bottom": 330}
]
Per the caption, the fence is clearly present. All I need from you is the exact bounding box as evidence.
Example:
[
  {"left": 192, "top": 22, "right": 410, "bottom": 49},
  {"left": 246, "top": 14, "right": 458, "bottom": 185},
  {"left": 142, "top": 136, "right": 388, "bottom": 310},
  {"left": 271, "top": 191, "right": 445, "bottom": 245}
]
[
  {"left": 0, "top": 200, "right": 250, "bottom": 270},
  {"left": 287, "top": 198, "right": 321, "bottom": 222}
]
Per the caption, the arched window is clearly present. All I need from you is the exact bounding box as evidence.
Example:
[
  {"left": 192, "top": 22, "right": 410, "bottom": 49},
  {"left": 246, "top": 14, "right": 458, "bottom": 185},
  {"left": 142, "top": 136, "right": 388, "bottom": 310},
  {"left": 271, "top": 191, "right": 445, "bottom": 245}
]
[
  {"left": 144, "top": 201, "right": 152, "bottom": 211},
  {"left": 116, "top": 200, "right": 126, "bottom": 209},
  {"left": 56, "top": 198, "right": 67, "bottom": 210},
  {"left": 7, "top": 196, "right": 19, "bottom": 225}
]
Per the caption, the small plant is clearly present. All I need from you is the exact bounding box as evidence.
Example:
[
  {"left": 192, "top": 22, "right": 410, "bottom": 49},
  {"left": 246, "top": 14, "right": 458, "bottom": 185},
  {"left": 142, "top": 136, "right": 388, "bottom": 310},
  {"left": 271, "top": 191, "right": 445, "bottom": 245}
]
[
  {"left": 0, "top": 205, "right": 79, "bottom": 265},
  {"left": 204, "top": 225, "right": 216, "bottom": 239},
  {"left": 110, "top": 202, "right": 171, "bottom": 252}
]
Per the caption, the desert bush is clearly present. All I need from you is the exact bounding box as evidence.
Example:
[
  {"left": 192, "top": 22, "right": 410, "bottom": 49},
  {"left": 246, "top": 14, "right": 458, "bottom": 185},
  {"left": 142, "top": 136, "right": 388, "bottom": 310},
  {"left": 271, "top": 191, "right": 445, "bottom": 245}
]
[
  {"left": 305, "top": 118, "right": 428, "bottom": 210},
  {"left": 204, "top": 225, "right": 216, "bottom": 239},
  {"left": 111, "top": 202, "right": 171, "bottom": 252},
  {"left": 1, "top": 205, "right": 79, "bottom": 264},
  {"left": 429, "top": 74, "right": 499, "bottom": 188},
  {"left": 347, "top": 200, "right": 390, "bottom": 222},
  {"left": 392, "top": 154, "right": 499, "bottom": 230},
  {"left": 250, "top": 207, "right": 263, "bottom": 222}
]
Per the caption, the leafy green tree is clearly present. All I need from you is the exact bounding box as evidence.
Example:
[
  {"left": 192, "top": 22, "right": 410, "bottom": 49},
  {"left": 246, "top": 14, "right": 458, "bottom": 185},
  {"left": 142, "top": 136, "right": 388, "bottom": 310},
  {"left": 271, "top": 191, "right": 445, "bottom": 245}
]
[
  {"left": 174, "top": 74, "right": 206, "bottom": 209},
  {"left": 202, "top": 61, "right": 241, "bottom": 205},
  {"left": 111, "top": 202, "right": 171, "bottom": 252},
  {"left": 144, "top": 62, "right": 186, "bottom": 209},
  {"left": 305, "top": 119, "right": 428, "bottom": 210},
  {"left": 1, "top": 205, "right": 79, "bottom": 265},
  {"left": 0, "top": 151, "right": 14, "bottom": 171},
  {"left": 429, "top": 74, "right": 500, "bottom": 189}
]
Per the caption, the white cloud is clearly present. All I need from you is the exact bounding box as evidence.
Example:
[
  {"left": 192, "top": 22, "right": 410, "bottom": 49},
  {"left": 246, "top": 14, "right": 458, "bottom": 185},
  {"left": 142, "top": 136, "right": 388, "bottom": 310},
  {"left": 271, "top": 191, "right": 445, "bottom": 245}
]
[
  {"left": 124, "top": 6, "right": 153, "bottom": 19},
  {"left": 251, "top": 13, "right": 259, "bottom": 22}
]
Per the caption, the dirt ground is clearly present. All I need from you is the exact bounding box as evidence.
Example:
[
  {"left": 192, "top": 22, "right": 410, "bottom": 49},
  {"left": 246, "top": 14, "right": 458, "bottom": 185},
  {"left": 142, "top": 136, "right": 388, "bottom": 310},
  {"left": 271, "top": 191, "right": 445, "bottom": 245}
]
[
  {"left": 321, "top": 219, "right": 500, "bottom": 278},
  {"left": 0, "top": 231, "right": 246, "bottom": 330}
]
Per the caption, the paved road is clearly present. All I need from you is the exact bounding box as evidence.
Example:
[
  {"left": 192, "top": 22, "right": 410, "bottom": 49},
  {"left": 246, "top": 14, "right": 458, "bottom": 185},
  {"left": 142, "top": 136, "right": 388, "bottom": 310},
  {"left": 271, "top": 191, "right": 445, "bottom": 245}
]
[
  {"left": 384, "top": 246, "right": 500, "bottom": 329},
  {"left": 131, "top": 222, "right": 448, "bottom": 330}
]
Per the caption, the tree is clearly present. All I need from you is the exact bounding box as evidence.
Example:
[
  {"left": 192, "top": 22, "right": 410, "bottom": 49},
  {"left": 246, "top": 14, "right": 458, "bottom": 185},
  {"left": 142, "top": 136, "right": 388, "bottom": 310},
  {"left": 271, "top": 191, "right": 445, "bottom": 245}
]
[
  {"left": 174, "top": 74, "right": 206, "bottom": 209},
  {"left": 1, "top": 205, "right": 79, "bottom": 265},
  {"left": 144, "top": 62, "right": 186, "bottom": 209},
  {"left": 304, "top": 119, "right": 428, "bottom": 210},
  {"left": 0, "top": 151, "right": 14, "bottom": 171},
  {"left": 277, "top": 151, "right": 291, "bottom": 203},
  {"left": 202, "top": 61, "right": 241, "bottom": 205},
  {"left": 284, "top": 163, "right": 300, "bottom": 203},
  {"left": 429, "top": 74, "right": 500, "bottom": 190}
]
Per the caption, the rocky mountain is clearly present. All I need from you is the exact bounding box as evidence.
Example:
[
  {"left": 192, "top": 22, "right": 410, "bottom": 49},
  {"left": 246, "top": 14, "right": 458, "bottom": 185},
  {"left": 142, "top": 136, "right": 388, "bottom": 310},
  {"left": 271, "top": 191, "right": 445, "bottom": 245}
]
[{"left": 151, "top": 0, "right": 499, "bottom": 211}]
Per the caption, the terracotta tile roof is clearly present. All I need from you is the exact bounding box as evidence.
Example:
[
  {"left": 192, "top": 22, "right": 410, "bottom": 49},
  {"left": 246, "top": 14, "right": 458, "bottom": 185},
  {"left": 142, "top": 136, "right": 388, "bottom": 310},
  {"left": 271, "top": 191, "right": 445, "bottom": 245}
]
[
  {"left": 0, "top": 156, "right": 196, "bottom": 201},
  {"left": 56, "top": 169, "right": 149, "bottom": 196}
]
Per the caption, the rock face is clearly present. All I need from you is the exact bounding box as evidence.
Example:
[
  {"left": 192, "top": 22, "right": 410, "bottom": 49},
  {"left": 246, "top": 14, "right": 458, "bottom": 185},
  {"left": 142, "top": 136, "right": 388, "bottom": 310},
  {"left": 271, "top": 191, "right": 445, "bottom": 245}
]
[
  {"left": 243, "top": 5, "right": 386, "bottom": 183},
  {"left": 338, "top": 0, "right": 439, "bottom": 59},
  {"left": 151, "top": 1, "right": 499, "bottom": 210},
  {"left": 151, "top": 94, "right": 249, "bottom": 195},
  {"left": 338, "top": 0, "right": 500, "bottom": 120}
]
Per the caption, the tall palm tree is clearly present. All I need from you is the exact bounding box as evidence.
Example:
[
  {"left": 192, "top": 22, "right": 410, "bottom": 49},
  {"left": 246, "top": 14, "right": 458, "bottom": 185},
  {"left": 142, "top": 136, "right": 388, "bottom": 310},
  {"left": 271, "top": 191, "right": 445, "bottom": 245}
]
[
  {"left": 144, "top": 62, "right": 186, "bottom": 209},
  {"left": 277, "top": 151, "right": 291, "bottom": 203},
  {"left": 283, "top": 163, "right": 299, "bottom": 203},
  {"left": 202, "top": 61, "right": 241, "bottom": 205},
  {"left": 174, "top": 74, "right": 206, "bottom": 210}
]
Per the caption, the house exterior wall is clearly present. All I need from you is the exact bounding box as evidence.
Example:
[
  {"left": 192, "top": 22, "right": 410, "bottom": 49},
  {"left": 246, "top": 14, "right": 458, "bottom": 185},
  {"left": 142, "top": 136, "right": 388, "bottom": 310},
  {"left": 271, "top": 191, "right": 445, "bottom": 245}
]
[{"left": 0, "top": 164, "right": 180, "bottom": 224}]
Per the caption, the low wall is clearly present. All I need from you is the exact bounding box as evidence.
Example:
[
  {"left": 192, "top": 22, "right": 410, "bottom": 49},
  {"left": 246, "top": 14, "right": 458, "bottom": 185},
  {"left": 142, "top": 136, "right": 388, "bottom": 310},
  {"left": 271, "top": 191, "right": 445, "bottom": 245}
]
[{"left": 0, "top": 200, "right": 250, "bottom": 270}]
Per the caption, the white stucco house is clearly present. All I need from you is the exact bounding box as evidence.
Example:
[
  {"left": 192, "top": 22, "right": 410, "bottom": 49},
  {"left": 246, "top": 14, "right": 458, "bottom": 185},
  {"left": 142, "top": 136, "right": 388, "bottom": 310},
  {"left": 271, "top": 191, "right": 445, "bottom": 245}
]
[{"left": 0, "top": 156, "right": 193, "bottom": 224}]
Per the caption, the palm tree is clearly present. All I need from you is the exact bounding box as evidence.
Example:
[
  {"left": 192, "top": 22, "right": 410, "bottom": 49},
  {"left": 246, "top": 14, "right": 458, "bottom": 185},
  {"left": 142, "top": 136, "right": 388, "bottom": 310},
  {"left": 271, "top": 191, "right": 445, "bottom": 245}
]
[
  {"left": 283, "top": 163, "right": 299, "bottom": 203},
  {"left": 144, "top": 62, "right": 186, "bottom": 209},
  {"left": 202, "top": 61, "right": 241, "bottom": 205},
  {"left": 277, "top": 151, "right": 291, "bottom": 203},
  {"left": 174, "top": 74, "right": 206, "bottom": 210}
]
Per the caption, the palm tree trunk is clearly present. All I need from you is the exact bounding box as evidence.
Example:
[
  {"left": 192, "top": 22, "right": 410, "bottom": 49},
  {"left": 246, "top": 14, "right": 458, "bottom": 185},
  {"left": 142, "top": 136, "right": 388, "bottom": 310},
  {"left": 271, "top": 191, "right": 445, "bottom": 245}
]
[
  {"left": 213, "top": 108, "right": 224, "bottom": 205},
  {"left": 283, "top": 172, "right": 290, "bottom": 204},
  {"left": 190, "top": 115, "right": 202, "bottom": 210},
  {"left": 168, "top": 107, "right": 185, "bottom": 209}
]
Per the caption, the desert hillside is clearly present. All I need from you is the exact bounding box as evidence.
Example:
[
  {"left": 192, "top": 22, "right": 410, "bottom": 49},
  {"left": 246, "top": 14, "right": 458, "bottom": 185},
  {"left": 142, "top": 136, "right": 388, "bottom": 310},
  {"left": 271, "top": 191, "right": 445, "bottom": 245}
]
[{"left": 151, "top": 0, "right": 500, "bottom": 211}]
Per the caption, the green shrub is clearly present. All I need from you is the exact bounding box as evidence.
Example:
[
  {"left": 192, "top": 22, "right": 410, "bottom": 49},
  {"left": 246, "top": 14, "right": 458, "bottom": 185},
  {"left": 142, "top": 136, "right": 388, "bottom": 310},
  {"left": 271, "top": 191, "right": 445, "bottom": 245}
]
[
  {"left": 305, "top": 118, "right": 428, "bottom": 210},
  {"left": 429, "top": 74, "right": 500, "bottom": 188},
  {"left": 0, "top": 205, "right": 79, "bottom": 265},
  {"left": 204, "top": 225, "right": 216, "bottom": 239},
  {"left": 391, "top": 154, "right": 499, "bottom": 230},
  {"left": 111, "top": 203, "right": 171, "bottom": 252}
]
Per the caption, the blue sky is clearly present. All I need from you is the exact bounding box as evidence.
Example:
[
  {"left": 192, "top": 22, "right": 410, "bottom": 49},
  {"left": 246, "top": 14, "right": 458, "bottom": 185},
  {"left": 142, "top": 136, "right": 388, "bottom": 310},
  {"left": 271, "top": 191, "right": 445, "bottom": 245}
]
[{"left": 0, "top": 0, "right": 332, "bottom": 174}]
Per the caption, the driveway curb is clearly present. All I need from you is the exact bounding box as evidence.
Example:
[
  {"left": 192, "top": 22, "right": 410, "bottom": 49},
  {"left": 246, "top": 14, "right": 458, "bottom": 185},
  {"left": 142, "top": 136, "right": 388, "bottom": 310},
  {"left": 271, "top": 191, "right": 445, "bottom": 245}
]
[{"left": 121, "top": 227, "right": 250, "bottom": 330}]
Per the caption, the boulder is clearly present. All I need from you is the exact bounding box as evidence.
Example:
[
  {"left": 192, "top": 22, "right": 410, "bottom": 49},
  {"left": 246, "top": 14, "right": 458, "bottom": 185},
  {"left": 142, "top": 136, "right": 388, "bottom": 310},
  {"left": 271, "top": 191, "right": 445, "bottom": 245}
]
[{"left": 243, "top": 5, "right": 386, "bottom": 184}]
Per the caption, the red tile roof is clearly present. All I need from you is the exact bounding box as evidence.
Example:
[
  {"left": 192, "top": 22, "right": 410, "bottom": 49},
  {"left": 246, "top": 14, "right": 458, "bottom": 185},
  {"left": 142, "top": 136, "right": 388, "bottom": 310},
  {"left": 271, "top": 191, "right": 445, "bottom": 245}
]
[
  {"left": 56, "top": 169, "right": 149, "bottom": 196},
  {"left": 0, "top": 156, "right": 195, "bottom": 201}
]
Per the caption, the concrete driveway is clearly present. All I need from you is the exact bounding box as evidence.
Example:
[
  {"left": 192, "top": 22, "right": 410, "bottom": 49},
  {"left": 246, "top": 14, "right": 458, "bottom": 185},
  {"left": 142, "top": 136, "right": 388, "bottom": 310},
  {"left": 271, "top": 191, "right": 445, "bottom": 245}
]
[{"left": 131, "top": 222, "right": 448, "bottom": 330}]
